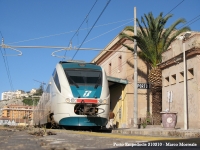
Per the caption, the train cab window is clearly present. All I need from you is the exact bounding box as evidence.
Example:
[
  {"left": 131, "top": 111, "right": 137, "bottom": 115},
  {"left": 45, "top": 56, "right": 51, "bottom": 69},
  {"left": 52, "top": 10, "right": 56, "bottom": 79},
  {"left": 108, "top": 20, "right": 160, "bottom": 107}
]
[
  {"left": 53, "top": 71, "right": 61, "bottom": 92},
  {"left": 64, "top": 69, "right": 102, "bottom": 87}
]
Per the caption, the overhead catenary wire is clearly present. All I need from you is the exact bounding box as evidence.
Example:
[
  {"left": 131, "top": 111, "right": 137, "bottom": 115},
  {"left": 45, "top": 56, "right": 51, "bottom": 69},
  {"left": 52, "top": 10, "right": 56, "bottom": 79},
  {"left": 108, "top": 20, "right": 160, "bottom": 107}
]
[
  {"left": 2, "top": 1, "right": 200, "bottom": 60},
  {"left": 3, "top": 51, "right": 14, "bottom": 91},
  {"left": 53, "top": 0, "right": 191, "bottom": 60},
  {"left": 75, "top": 20, "right": 132, "bottom": 46},
  {"left": 69, "top": 0, "right": 98, "bottom": 42},
  {"left": 6, "top": 18, "right": 133, "bottom": 45},
  {"left": 0, "top": 32, "right": 14, "bottom": 91},
  {"left": 3, "top": 14, "right": 199, "bottom": 58},
  {"left": 178, "top": 14, "right": 200, "bottom": 29},
  {"left": 71, "top": 0, "right": 111, "bottom": 60},
  {"left": 162, "top": 0, "right": 200, "bottom": 30},
  {"left": 51, "top": 20, "right": 132, "bottom": 59},
  {"left": 2, "top": 1, "right": 197, "bottom": 48},
  {"left": 186, "top": 17, "right": 200, "bottom": 28},
  {"left": 63, "top": 0, "right": 98, "bottom": 60},
  {"left": 164, "top": 0, "right": 184, "bottom": 17},
  {"left": 0, "top": 19, "right": 133, "bottom": 60}
]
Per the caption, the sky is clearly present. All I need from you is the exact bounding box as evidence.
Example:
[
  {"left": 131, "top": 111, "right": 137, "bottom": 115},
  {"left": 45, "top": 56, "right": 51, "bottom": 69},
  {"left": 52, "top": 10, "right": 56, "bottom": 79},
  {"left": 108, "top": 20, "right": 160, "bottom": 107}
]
[{"left": 0, "top": 0, "right": 200, "bottom": 96}]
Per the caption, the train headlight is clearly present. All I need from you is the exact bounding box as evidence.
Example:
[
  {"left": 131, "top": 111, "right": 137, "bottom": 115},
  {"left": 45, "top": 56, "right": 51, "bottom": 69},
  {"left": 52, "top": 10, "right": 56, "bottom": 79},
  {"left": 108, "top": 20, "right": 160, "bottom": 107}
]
[
  {"left": 98, "top": 99, "right": 103, "bottom": 104},
  {"left": 71, "top": 98, "right": 76, "bottom": 103},
  {"left": 103, "top": 99, "right": 107, "bottom": 104},
  {"left": 66, "top": 98, "right": 70, "bottom": 103}
]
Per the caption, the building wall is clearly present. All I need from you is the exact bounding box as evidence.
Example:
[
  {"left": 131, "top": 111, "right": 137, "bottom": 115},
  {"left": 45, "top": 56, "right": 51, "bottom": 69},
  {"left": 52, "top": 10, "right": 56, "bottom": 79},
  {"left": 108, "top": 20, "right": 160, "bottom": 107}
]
[
  {"left": 2, "top": 105, "right": 33, "bottom": 123},
  {"left": 92, "top": 32, "right": 152, "bottom": 128},
  {"left": 160, "top": 32, "right": 200, "bottom": 129}
]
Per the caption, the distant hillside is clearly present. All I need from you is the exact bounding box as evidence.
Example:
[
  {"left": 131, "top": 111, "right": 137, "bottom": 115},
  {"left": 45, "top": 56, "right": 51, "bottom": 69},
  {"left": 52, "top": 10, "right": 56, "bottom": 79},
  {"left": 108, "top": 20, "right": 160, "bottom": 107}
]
[
  {"left": 0, "top": 86, "right": 43, "bottom": 116},
  {"left": 22, "top": 98, "right": 39, "bottom": 106},
  {"left": 22, "top": 87, "right": 42, "bottom": 106}
]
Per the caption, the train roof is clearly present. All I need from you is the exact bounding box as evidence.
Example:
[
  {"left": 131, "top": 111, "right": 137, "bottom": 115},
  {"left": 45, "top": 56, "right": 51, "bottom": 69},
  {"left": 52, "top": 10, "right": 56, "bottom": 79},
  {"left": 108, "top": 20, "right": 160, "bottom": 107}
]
[
  {"left": 59, "top": 61, "right": 101, "bottom": 70},
  {"left": 59, "top": 60, "right": 96, "bottom": 65}
]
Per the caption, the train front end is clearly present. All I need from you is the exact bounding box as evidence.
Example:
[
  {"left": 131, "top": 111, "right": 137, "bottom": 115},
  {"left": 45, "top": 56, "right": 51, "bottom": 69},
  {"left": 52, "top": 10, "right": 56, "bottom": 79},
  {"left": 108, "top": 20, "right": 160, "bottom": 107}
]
[{"left": 54, "top": 61, "right": 110, "bottom": 128}]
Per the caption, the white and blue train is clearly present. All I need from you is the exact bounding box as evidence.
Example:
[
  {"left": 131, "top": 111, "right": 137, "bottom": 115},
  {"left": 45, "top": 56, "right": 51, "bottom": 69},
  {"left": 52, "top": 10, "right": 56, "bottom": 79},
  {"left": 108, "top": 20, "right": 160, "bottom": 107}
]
[{"left": 33, "top": 61, "right": 110, "bottom": 129}]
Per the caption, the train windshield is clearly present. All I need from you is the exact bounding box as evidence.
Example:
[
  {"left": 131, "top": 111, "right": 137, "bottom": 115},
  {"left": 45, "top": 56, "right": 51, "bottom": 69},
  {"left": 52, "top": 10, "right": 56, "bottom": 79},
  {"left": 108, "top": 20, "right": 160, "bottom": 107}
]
[{"left": 64, "top": 69, "right": 102, "bottom": 88}]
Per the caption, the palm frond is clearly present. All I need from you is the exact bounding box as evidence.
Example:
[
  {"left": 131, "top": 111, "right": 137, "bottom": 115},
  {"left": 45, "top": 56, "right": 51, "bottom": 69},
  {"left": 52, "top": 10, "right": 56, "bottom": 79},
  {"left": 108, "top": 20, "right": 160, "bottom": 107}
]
[
  {"left": 119, "top": 32, "right": 134, "bottom": 41},
  {"left": 120, "top": 12, "right": 190, "bottom": 68},
  {"left": 122, "top": 44, "right": 134, "bottom": 52}
]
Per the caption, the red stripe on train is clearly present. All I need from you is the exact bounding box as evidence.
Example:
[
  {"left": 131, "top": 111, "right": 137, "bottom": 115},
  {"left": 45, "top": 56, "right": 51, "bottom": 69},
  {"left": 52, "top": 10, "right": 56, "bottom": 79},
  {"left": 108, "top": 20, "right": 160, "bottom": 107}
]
[{"left": 76, "top": 99, "right": 98, "bottom": 103}]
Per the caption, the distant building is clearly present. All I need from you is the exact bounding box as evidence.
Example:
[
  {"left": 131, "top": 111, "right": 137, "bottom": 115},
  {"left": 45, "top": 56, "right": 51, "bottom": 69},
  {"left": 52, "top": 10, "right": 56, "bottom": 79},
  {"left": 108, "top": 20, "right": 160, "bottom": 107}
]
[
  {"left": 2, "top": 104, "right": 33, "bottom": 125},
  {"left": 1, "top": 90, "right": 31, "bottom": 100},
  {"left": 1, "top": 91, "right": 14, "bottom": 100},
  {"left": 15, "top": 90, "right": 25, "bottom": 98},
  {"left": 30, "top": 89, "right": 37, "bottom": 95}
]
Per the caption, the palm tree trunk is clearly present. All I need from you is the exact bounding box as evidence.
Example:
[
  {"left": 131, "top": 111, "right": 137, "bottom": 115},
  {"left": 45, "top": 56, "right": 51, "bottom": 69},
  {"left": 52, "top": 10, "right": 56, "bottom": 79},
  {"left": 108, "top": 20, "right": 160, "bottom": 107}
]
[
  {"left": 151, "top": 85, "right": 162, "bottom": 125},
  {"left": 148, "top": 68, "right": 162, "bottom": 125}
]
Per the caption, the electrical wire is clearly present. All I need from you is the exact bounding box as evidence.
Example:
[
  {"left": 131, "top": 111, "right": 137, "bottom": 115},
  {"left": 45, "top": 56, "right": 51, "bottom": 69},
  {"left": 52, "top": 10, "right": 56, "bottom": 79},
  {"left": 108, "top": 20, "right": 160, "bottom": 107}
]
[
  {"left": 0, "top": 32, "right": 14, "bottom": 91},
  {"left": 164, "top": 0, "right": 185, "bottom": 17},
  {"left": 63, "top": 0, "right": 98, "bottom": 60},
  {"left": 186, "top": 17, "right": 200, "bottom": 28},
  {"left": 71, "top": 0, "right": 111, "bottom": 60},
  {"left": 6, "top": 18, "right": 132, "bottom": 45},
  {"left": 75, "top": 20, "right": 132, "bottom": 46},
  {"left": 3, "top": 48, "right": 14, "bottom": 91},
  {"left": 163, "top": 0, "right": 200, "bottom": 30},
  {"left": 178, "top": 14, "right": 200, "bottom": 29},
  {"left": 70, "top": 0, "right": 98, "bottom": 42}
]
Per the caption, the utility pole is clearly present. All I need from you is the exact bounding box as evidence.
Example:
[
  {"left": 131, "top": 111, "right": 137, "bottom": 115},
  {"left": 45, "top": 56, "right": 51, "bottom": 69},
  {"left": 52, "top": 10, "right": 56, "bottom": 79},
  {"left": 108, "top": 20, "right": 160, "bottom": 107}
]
[
  {"left": 183, "top": 41, "right": 187, "bottom": 130},
  {"left": 177, "top": 32, "right": 191, "bottom": 130},
  {"left": 133, "top": 7, "right": 138, "bottom": 127}
]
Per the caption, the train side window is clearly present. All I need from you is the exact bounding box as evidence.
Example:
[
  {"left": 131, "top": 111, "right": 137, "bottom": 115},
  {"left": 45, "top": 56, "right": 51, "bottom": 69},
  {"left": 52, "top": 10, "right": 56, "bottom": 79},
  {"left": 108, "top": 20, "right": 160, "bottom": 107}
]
[
  {"left": 53, "top": 71, "right": 61, "bottom": 92},
  {"left": 52, "top": 69, "right": 56, "bottom": 77},
  {"left": 46, "top": 85, "right": 50, "bottom": 93}
]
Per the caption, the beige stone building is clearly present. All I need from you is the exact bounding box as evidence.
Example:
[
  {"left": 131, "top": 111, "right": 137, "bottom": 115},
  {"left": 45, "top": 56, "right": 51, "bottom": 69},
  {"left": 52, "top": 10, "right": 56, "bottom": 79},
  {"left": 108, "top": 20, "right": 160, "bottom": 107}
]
[
  {"left": 92, "top": 31, "right": 152, "bottom": 128},
  {"left": 158, "top": 31, "right": 200, "bottom": 129},
  {"left": 2, "top": 105, "right": 33, "bottom": 124}
]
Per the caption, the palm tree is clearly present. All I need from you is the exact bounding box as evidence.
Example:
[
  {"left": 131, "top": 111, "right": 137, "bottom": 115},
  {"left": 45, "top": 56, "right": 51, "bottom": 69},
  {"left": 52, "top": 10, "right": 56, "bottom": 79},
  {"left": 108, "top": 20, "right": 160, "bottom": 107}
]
[{"left": 120, "top": 12, "right": 190, "bottom": 124}]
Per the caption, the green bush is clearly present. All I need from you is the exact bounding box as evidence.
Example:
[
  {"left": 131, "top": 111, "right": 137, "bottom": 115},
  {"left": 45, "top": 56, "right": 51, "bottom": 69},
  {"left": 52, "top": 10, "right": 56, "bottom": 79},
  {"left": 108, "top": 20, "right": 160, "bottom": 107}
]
[{"left": 22, "top": 98, "right": 39, "bottom": 106}]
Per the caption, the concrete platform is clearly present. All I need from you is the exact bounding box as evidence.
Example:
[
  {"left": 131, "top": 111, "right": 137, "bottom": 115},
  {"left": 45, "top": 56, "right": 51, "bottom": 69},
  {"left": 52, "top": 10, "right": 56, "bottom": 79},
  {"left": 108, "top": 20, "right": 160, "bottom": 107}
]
[{"left": 112, "top": 126, "right": 200, "bottom": 138}]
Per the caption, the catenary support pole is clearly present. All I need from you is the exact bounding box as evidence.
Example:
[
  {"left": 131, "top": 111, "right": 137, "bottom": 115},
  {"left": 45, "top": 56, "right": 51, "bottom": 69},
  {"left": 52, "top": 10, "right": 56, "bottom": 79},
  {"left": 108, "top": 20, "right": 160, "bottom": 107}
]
[
  {"left": 133, "top": 7, "right": 138, "bottom": 127},
  {"left": 183, "top": 41, "right": 188, "bottom": 130}
]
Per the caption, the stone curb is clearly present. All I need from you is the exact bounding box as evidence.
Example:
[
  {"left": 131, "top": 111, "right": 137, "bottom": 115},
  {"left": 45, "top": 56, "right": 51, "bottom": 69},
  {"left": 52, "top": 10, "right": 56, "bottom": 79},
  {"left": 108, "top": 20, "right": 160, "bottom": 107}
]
[{"left": 112, "top": 128, "right": 200, "bottom": 138}]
